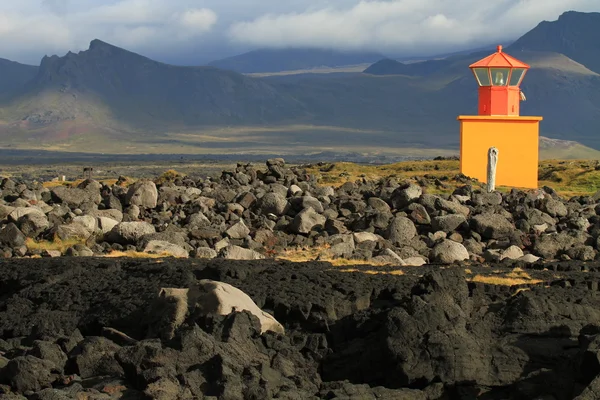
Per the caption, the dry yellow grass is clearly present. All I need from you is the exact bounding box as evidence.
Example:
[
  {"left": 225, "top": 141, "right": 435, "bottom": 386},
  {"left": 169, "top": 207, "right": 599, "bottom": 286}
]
[
  {"left": 470, "top": 274, "right": 543, "bottom": 287},
  {"left": 42, "top": 178, "right": 120, "bottom": 189},
  {"left": 103, "top": 250, "right": 178, "bottom": 258},
  {"left": 276, "top": 244, "right": 392, "bottom": 267},
  {"left": 25, "top": 237, "right": 84, "bottom": 254},
  {"left": 336, "top": 268, "right": 405, "bottom": 276},
  {"left": 154, "top": 169, "right": 186, "bottom": 185}
]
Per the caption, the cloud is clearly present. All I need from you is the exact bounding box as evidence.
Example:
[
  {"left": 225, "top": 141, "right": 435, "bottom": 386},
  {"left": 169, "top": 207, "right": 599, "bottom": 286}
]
[
  {"left": 0, "top": 0, "right": 217, "bottom": 64},
  {"left": 1, "top": 0, "right": 600, "bottom": 65},
  {"left": 228, "top": 0, "right": 600, "bottom": 54}
]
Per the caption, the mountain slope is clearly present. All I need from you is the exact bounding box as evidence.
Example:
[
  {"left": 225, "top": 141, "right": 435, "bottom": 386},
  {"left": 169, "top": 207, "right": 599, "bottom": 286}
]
[
  {"left": 208, "top": 48, "right": 386, "bottom": 73},
  {"left": 0, "top": 59, "right": 38, "bottom": 101},
  {"left": 1, "top": 40, "right": 309, "bottom": 132},
  {"left": 508, "top": 11, "right": 600, "bottom": 74}
]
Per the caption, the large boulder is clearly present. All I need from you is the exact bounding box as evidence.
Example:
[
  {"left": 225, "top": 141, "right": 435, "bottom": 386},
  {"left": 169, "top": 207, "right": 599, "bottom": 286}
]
[
  {"left": 470, "top": 213, "right": 514, "bottom": 240},
  {"left": 144, "top": 240, "right": 189, "bottom": 258},
  {"left": 190, "top": 279, "right": 285, "bottom": 334},
  {"left": 385, "top": 216, "right": 417, "bottom": 246},
  {"left": 258, "top": 192, "right": 288, "bottom": 216},
  {"left": 431, "top": 239, "right": 469, "bottom": 263},
  {"left": 289, "top": 207, "right": 326, "bottom": 234},
  {"left": 125, "top": 180, "right": 158, "bottom": 209},
  {"left": 0, "top": 223, "right": 26, "bottom": 247},
  {"left": 51, "top": 185, "right": 101, "bottom": 208},
  {"left": 108, "top": 221, "right": 156, "bottom": 244}
]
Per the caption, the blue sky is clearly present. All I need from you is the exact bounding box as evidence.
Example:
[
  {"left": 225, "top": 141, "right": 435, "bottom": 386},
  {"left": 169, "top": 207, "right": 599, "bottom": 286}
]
[{"left": 1, "top": 0, "right": 599, "bottom": 65}]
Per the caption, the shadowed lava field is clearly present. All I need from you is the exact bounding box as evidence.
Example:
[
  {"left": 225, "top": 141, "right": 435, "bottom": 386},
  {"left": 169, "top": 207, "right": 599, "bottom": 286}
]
[{"left": 2, "top": 258, "right": 600, "bottom": 399}]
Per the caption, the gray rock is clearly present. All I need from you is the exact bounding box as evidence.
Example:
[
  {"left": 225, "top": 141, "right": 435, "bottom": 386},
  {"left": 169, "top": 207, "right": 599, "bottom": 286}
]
[
  {"left": 3, "top": 355, "right": 59, "bottom": 393},
  {"left": 353, "top": 232, "right": 380, "bottom": 243},
  {"left": 109, "top": 221, "right": 156, "bottom": 244},
  {"left": 385, "top": 216, "right": 417, "bottom": 246},
  {"left": 289, "top": 207, "right": 326, "bottom": 234},
  {"left": 97, "top": 216, "right": 119, "bottom": 234},
  {"left": 567, "top": 245, "right": 596, "bottom": 261},
  {"left": 222, "top": 245, "right": 264, "bottom": 260},
  {"left": 226, "top": 219, "right": 250, "bottom": 239},
  {"left": 431, "top": 214, "right": 467, "bottom": 233},
  {"left": 17, "top": 210, "right": 49, "bottom": 238},
  {"left": 187, "top": 212, "right": 211, "bottom": 228},
  {"left": 191, "top": 279, "right": 284, "bottom": 334},
  {"left": 0, "top": 223, "right": 26, "bottom": 248},
  {"left": 126, "top": 180, "right": 158, "bottom": 209},
  {"left": 431, "top": 240, "right": 469, "bottom": 264},
  {"left": 144, "top": 240, "right": 189, "bottom": 258},
  {"left": 258, "top": 192, "right": 288, "bottom": 216},
  {"left": 390, "top": 184, "right": 422, "bottom": 209},
  {"left": 541, "top": 198, "right": 568, "bottom": 218},
  {"left": 500, "top": 245, "right": 524, "bottom": 260},
  {"left": 471, "top": 213, "right": 514, "bottom": 240},
  {"left": 533, "top": 232, "right": 576, "bottom": 259},
  {"left": 51, "top": 185, "right": 101, "bottom": 208},
  {"left": 194, "top": 247, "right": 218, "bottom": 259},
  {"left": 55, "top": 223, "right": 93, "bottom": 241}
]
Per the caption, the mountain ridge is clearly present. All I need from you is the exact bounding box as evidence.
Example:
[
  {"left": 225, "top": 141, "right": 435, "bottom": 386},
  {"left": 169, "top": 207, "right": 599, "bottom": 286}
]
[
  {"left": 208, "top": 48, "right": 387, "bottom": 73},
  {"left": 0, "top": 11, "right": 599, "bottom": 156}
]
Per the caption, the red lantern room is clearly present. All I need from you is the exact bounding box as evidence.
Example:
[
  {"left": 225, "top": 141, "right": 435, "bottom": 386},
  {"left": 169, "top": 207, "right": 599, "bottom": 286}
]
[{"left": 469, "top": 45, "right": 530, "bottom": 116}]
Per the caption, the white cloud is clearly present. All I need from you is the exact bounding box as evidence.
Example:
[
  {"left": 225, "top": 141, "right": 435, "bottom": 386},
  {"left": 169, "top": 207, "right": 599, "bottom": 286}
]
[
  {"left": 0, "top": 0, "right": 217, "bottom": 64},
  {"left": 179, "top": 9, "right": 218, "bottom": 34},
  {"left": 228, "top": 0, "right": 600, "bottom": 54},
  {"left": 0, "top": 0, "right": 600, "bottom": 65}
]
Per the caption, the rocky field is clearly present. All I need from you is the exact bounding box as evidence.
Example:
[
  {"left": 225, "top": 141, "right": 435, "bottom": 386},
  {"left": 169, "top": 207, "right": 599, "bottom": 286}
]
[{"left": 3, "top": 158, "right": 600, "bottom": 398}]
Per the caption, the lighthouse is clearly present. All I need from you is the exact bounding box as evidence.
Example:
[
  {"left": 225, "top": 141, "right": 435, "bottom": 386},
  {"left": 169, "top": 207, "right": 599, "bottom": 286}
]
[{"left": 458, "top": 45, "right": 542, "bottom": 189}]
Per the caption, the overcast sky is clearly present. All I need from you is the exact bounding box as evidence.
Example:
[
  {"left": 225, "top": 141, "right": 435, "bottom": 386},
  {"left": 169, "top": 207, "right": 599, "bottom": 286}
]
[{"left": 1, "top": 0, "right": 599, "bottom": 65}]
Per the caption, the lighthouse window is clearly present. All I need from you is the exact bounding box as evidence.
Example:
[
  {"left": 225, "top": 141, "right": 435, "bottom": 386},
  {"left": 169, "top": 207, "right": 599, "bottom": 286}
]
[
  {"left": 491, "top": 68, "right": 510, "bottom": 86},
  {"left": 473, "top": 68, "right": 490, "bottom": 86},
  {"left": 509, "top": 68, "right": 526, "bottom": 86}
]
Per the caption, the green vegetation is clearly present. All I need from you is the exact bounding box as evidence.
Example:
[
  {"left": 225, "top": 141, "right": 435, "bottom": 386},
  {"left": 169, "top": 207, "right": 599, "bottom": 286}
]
[{"left": 307, "top": 159, "right": 600, "bottom": 197}]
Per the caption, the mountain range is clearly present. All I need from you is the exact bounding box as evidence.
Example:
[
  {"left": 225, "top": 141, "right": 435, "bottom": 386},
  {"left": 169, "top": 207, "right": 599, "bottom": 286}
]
[{"left": 0, "top": 10, "right": 599, "bottom": 157}]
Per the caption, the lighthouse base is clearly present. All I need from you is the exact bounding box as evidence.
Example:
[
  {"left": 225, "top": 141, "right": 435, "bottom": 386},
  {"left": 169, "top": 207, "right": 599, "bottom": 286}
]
[{"left": 457, "top": 115, "right": 543, "bottom": 189}]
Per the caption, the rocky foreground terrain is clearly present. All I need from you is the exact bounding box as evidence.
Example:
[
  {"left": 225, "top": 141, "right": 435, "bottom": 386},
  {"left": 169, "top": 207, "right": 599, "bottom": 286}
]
[
  {"left": 0, "top": 157, "right": 596, "bottom": 264},
  {"left": 3, "top": 159, "right": 600, "bottom": 398},
  {"left": 2, "top": 257, "right": 600, "bottom": 399}
]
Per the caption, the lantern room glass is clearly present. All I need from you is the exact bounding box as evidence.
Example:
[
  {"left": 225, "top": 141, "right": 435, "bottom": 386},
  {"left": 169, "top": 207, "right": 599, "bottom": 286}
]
[
  {"left": 509, "top": 68, "right": 526, "bottom": 86},
  {"left": 490, "top": 68, "right": 510, "bottom": 86},
  {"left": 473, "top": 68, "right": 491, "bottom": 86}
]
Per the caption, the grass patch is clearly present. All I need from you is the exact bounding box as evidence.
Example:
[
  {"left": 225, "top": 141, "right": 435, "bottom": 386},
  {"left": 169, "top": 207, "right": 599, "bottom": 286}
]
[
  {"left": 42, "top": 178, "right": 120, "bottom": 189},
  {"left": 469, "top": 268, "right": 543, "bottom": 286},
  {"left": 103, "top": 250, "right": 172, "bottom": 258},
  {"left": 154, "top": 169, "right": 186, "bottom": 185},
  {"left": 276, "top": 244, "right": 392, "bottom": 266},
  {"left": 306, "top": 159, "right": 600, "bottom": 197},
  {"left": 336, "top": 268, "right": 405, "bottom": 275},
  {"left": 25, "top": 237, "right": 84, "bottom": 254}
]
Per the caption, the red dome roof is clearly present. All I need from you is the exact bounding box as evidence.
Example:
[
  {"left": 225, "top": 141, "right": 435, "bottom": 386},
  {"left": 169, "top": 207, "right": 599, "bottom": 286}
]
[{"left": 469, "top": 45, "right": 530, "bottom": 69}]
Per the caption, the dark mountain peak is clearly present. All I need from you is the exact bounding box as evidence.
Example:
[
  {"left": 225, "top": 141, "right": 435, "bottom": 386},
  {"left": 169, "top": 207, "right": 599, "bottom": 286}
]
[
  {"left": 89, "top": 39, "right": 112, "bottom": 50},
  {"left": 508, "top": 10, "right": 600, "bottom": 74},
  {"left": 556, "top": 10, "right": 600, "bottom": 21}
]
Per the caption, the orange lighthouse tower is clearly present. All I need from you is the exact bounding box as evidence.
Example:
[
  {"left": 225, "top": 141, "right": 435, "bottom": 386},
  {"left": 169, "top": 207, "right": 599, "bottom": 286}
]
[{"left": 458, "top": 45, "right": 542, "bottom": 189}]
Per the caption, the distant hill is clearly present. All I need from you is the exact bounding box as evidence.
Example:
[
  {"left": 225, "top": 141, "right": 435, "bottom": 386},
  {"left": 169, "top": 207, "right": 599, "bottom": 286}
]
[
  {"left": 208, "top": 48, "right": 386, "bottom": 73},
  {"left": 0, "top": 59, "right": 38, "bottom": 100},
  {"left": 508, "top": 11, "right": 600, "bottom": 74},
  {"left": 363, "top": 58, "right": 452, "bottom": 76},
  {"left": 0, "top": 40, "right": 308, "bottom": 138}
]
